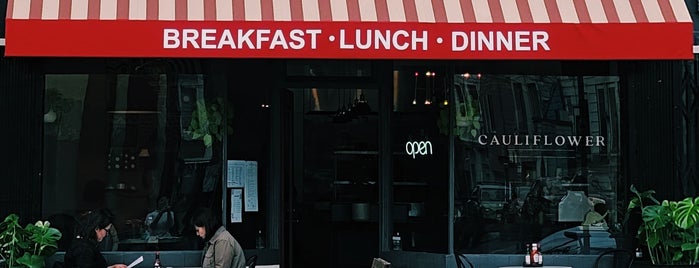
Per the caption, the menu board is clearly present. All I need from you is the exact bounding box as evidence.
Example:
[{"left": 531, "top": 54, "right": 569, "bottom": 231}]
[
  {"left": 226, "top": 160, "right": 246, "bottom": 188},
  {"left": 230, "top": 189, "right": 243, "bottom": 223},
  {"left": 227, "top": 160, "right": 259, "bottom": 212},
  {"left": 244, "top": 161, "right": 259, "bottom": 212}
]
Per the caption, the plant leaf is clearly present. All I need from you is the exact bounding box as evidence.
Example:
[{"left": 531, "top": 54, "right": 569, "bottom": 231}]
[
  {"left": 203, "top": 134, "right": 213, "bottom": 147},
  {"left": 673, "top": 197, "right": 699, "bottom": 229},
  {"left": 17, "top": 252, "right": 46, "bottom": 268}
]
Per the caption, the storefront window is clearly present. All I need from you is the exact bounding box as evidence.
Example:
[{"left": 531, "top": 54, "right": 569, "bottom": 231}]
[
  {"left": 295, "top": 87, "right": 380, "bottom": 267},
  {"left": 391, "top": 68, "right": 450, "bottom": 253},
  {"left": 42, "top": 72, "right": 234, "bottom": 251},
  {"left": 452, "top": 74, "right": 621, "bottom": 254}
]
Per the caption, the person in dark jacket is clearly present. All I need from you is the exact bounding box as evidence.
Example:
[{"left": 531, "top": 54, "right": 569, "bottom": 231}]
[{"left": 64, "top": 209, "right": 127, "bottom": 268}]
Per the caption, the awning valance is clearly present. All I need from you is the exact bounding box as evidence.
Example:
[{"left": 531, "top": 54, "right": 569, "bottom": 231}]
[{"left": 4, "top": 0, "right": 694, "bottom": 59}]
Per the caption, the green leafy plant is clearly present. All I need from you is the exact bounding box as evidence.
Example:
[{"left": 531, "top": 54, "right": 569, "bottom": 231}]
[
  {"left": 0, "top": 214, "right": 62, "bottom": 268},
  {"left": 628, "top": 185, "right": 699, "bottom": 265},
  {"left": 187, "top": 97, "right": 234, "bottom": 147},
  {"left": 437, "top": 90, "right": 482, "bottom": 138},
  {"left": 456, "top": 96, "right": 481, "bottom": 139},
  {"left": 44, "top": 88, "right": 73, "bottom": 119}
]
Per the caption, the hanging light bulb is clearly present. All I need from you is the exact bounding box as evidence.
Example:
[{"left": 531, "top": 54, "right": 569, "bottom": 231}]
[
  {"left": 424, "top": 71, "right": 433, "bottom": 105},
  {"left": 413, "top": 72, "right": 418, "bottom": 105},
  {"left": 442, "top": 74, "right": 449, "bottom": 106}
]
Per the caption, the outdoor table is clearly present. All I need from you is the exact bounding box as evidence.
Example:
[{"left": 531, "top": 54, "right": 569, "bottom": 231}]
[{"left": 499, "top": 266, "right": 572, "bottom": 268}]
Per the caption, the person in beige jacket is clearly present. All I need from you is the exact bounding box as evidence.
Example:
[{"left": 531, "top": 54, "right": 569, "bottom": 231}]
[{"left": 192, "top": 208, "right": 246, "bottom": 268}]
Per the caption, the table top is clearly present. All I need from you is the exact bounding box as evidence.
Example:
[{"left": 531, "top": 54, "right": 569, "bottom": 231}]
[
  {"left": 121, "top": 237, "right": 183, "bottom": 244},
  {"left": 499, "top": 266, "right": 571, "bottom": 268},
  {"left": 164, "top": 265, "right": 279, "bottom": 268}
]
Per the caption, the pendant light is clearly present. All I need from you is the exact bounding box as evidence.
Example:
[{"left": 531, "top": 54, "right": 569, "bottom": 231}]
[
  {"left": 412, "top": 72, "right": 418, "bottom": 105},
  {"left": 424, "top": 71, "right": 433, "bottom": 105}
]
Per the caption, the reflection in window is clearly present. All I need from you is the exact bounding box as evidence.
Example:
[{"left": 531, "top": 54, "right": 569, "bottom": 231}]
[
  {"left": 453, "top": 74, "right": 621, "bottom": 255},
  {"left": 287, "top": 60, "right": 372, "bottom": 77},
  {"left": 43, "top": 74, "right": 226, "bottom": 251},
  {"left": 391, "top": 68, "right": 450, "bottom": 253}
]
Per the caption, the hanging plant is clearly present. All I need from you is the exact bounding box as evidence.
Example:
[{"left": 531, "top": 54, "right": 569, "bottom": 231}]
[
  {"left": 437, "top": 83, "right": 482, "bottom": 139},
  {"left": 187, "top": 97, "right": 234, "bottom": 147}
]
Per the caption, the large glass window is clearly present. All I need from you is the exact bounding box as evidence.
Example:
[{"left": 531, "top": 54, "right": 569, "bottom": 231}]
[
  {"left": 390, "top": 67, "right": 450, "bottom": 253},
  {"left": 452, "top": 74, "right": 621, "bottom": 254},
  {"left": 42, "top": 71, "right": 241, "bottom": 251}
]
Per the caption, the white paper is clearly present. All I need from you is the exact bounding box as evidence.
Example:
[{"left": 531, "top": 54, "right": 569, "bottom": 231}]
[
  {"left": 127, "top": 256, "right": 143, "bottom": 268},
  {"left": 231, "top": 189, "right": 243, "bottom": 223},
  {"left": 244, "top": 161, "right": 259, "bottom": 212},
  {"left": 227, "top": 160, "right": 246, "bottom": 188}
]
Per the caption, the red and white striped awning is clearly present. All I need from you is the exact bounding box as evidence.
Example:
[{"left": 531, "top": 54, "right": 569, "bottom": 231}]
[{"left": 4, "top": 0, "right": 694, "bottom": 59}]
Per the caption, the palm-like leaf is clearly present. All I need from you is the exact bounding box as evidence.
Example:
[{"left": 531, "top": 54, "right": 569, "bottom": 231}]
[
  {"left": 0, "top": 214, "right": 62, "bottom": 268},
  {"left": 673, "top": 197, "right": 699, "bottom": 229},
  {"left": 631, "top": 185, "right": 699, "bottom": 265},
  {"left": 642, "top": 204, "right": 671, "bottom": 230}
]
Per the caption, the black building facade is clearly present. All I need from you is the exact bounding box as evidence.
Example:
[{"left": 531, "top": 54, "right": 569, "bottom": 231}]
[{"left": 2, "top": 1, "right": 699, "bottom": 268}]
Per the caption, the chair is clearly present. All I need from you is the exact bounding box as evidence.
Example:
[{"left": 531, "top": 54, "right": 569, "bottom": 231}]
[
  {"left": 52, "top": 261, "right": 65, "bottom": 268},
  {"left": 371, "top": 258, "right": 390, "bottom": 268},
  {"left": 592, "top": 248, "right": 634, "bottom": 268},
  {"left": 455, "top": 254, "right": 474, "bottom": 268},
  {"left": 245, "top": 255, "right": 258, "bottom": 268}
]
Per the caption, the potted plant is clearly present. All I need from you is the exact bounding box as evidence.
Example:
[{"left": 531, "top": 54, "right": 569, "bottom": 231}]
[
  {"left": 628, "top": 185, "right": 699, "bottom": 266},
  {"left": 44, "top": 88, "right": 73, "bottom": 124},
  {"left": 187, "top": 97, "right": 234, "bottom": 148},
  {"left": 0, "top": 214, "right": 62, "bottom": 268}
]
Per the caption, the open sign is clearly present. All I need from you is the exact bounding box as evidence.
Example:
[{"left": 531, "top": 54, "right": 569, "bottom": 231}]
[{"left": 405, "top": 141, "right": 433, "bottom": 159}]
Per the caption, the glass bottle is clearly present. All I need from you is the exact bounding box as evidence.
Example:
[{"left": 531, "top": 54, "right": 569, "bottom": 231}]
[
  {"left": 531, "top": 243, "right": 542, "bottom": 267},
  {"left": 523, "top": 243, "right": 531, "bottom": 266},
  {"left": 635, "top": 247, "right": 644, "bottom": 258},
  {"left": 154, "top": 251, "right": 161, "bottom": 268},
  {"left": 255, "top": 230, "right": 265, "bottom": 249},
  {"left": 391, "top": 232, "right": 402, "bottom": 251}
]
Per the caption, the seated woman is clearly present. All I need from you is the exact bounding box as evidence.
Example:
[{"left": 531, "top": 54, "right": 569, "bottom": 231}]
[
  {"left": 192, "top": 207, "right": 246, "bottom": 268},
  {"left": 64, "top": 209, "right": 127, "bottom": 268}
]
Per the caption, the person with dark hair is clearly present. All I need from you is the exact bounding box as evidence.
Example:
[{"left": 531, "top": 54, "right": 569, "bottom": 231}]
[
  {"left": 145, "top": 196, "right": 175, "bottom": 238},
  {"left": 46, "top": 213, "right": 78, "bottom": 252},
  {"left": 191, "top": 207, "right": 245, "bottom": 268},
  {"left": 80, "top": 180, "right": 119, "bottom": 251},
  {"left": 64, "top": 209, "right": 127, "bottom": 268}
]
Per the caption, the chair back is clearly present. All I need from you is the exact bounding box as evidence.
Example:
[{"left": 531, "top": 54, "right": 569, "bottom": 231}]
[
  {"left": 371, "top": 258, "right": 390, "bottom": 268},
  {"left": 245, "top": 255, "right": 258, "bottom": 268},
  {"left": 592, "top": 248, "right": 634, "bottom": 268}
]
